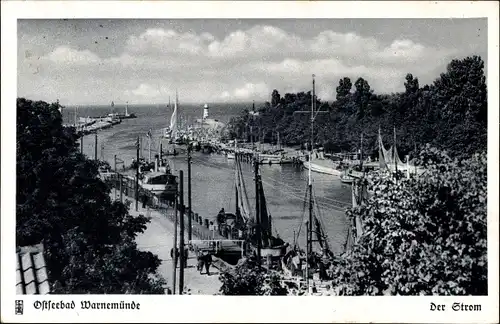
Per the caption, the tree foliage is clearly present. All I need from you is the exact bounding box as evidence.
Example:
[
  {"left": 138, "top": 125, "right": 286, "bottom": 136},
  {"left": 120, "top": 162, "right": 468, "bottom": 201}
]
[
  {"left": 331, "top": 146, "right": 487, "bottom": 295},
  {"left": 227, "top": 56, "right": 487, "bottom": 159},
  {"left": 16, "top": 98, "right": 166, "bottom": 294},
  {"left": 219, "top": 257, "right": 288, "bottom": 295}
]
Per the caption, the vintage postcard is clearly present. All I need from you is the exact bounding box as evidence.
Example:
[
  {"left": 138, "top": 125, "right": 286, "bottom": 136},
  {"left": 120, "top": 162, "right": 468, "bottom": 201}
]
[{"left": 1, "top": 1, "right": 499, "bottom": 323}]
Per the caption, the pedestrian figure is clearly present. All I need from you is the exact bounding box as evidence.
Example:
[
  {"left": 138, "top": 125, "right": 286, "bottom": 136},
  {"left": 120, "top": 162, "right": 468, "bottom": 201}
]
[
  {"left": 204, "top": 252, "right": 212, "bottom": 276},
  {"left": 183, "top": 246, "right": 189, "bottom": 268},
  {"left": 197, "top": 251, "right": 205, "bottom": 274},
  {"left": 141, "top": 192, "right": 149, "bottom": 208},
  {"left": 170, "top": 247, "right": 180, "bottom": 268}
]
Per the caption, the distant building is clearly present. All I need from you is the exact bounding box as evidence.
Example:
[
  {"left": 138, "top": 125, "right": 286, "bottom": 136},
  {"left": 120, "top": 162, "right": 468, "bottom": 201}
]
[
  {"left": 195, "top": 103, "right": 226, "bottom": 130},
  {"left": 203, "top": 103, "right": 209, "bottom": 119}
]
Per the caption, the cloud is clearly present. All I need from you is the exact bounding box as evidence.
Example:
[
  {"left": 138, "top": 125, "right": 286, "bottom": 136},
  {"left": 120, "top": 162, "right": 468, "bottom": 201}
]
[
  {"left": 226, "top": 82, "right": 270, "bottom": 100},
  {"left": 19, "top": 24, "right": 461, "bottom": 104},
  {"left": 46, "top": 46, "right": 102, "bottom": 65}
]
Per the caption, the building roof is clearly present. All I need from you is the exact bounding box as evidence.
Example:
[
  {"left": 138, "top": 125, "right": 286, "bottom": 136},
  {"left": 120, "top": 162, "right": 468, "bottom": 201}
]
[{"left": 16, "top": 243, "right": 50, "bottom": 295}]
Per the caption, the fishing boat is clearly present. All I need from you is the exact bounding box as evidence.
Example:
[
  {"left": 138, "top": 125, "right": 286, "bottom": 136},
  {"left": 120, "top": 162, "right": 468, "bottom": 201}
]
[
  {"left": 302, "top": 149, "right": 343, "bottom": 176},
  {"left": 257, "top": 133, "right": 293, "bottom": 165},
  {"left": 340, "top": 171, "right": 355, "bottom": 184},
  {"left": 377, "top": 126, "right": 425, "bottom": 177},
  {"left": 279, "top": 75, "right": 342, "bottom": 294},
  {"left": 137, "top": 151, "right": 177, "bottom": 199},
  {"left": 139, "top": 171, "right": 177, "bottom": 198},
  {"left": 218, "top": 143, "right": 289, "bottom": 264}
]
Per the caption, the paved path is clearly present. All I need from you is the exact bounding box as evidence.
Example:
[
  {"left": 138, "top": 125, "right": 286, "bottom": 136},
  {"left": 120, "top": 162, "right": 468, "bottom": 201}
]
[{"left": 111, "top": 190, "right": 223, "bottom": 295}]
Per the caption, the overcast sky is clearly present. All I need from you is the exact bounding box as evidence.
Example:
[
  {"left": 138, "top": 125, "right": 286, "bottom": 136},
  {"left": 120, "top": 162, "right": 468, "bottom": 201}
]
[{"left": 17, "top": 19, "right": 487, "bottom": 105}]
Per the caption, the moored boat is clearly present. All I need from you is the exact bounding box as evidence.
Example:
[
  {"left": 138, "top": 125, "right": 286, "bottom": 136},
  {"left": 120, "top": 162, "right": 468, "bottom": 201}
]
[
  {"left": 303, "top": 159, "right": 343, "bottom": 176},
  {"left": 218, "top": 146, "right": 289, "bottom": 263},
  {"left": 139, "top": 171, "right": 177, "bottom": 200}
]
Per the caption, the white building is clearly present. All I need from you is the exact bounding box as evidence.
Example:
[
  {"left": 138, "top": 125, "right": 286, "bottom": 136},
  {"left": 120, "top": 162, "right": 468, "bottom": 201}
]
[{"left": 203, "top": 103, "right": 209, "bottom": 119}]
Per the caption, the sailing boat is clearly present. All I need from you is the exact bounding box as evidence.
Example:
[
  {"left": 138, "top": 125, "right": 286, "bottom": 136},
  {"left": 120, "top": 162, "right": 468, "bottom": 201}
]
[
  {"left": 164, "top": 93, "right": 179, "bottom": 142},
  {"left": 377, "top": 126, "right": 424, "bottom": 176},
  {"left": 281, "top": 75, "right": 336, "bottom": 291},
  {"left": 220, "top": 145, "right": 289, "bottom": 262},
  {"left": 258, "top": 132, "right": 292, "bottom": 165}
]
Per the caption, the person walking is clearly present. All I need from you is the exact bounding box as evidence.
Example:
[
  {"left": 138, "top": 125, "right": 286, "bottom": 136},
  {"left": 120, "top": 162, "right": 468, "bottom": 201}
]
[
  {"left": 204, "top": 252, "right": 212, "bottom": 276},
  {"left": 141, "top": 192, "right": 149, "bottom": 209},
  {"left": 197, "top": 251, "right": 205, "bottom": 274},
  {"left": 170, "top": 247, "right": 180, "bottom": 268},
  {"left": 183, "top": 246, "right": 189, "bottom": 268}
]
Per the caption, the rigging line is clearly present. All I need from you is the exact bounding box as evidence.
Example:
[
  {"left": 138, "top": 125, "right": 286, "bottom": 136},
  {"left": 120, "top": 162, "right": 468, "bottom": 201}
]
[
  {"left": 259, "top": 180, "right": 346, "bottom": 213},
  {"left": 295, "top": 182, "right": 309, "bottom": 245},
  {"left": 260, "top": 178, "right": 346, "bottom": 211},
  {"left": 193, "top": 157, "right": 335, "bottom": 203},
  {"left": 191, "top": 156, "right": 349, "bottom": 210},
  {"left": 195, "top": 160, "right": 349, "bottom": 206},
  {"left": 312, "top": 186, "right": 331, "bottom": 250},
  {"left": 260, "top": 173, "right": 348, "bottom": 206}
]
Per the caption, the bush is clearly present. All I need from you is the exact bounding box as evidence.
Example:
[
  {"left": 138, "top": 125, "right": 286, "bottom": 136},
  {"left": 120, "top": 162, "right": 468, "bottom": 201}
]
[
  {"left": 219, "top": 257, "right": 288, "bottom": 295},
  {"left": 16, "top": 98, "right": 166, "bottom": 294},
  {"left": 333, "top": 146, "right": 487, "bottom": 295}
]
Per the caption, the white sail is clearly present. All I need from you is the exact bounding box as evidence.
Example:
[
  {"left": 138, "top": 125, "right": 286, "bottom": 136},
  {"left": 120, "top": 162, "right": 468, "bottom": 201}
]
[
  {"left": 169, "top": 91, "right": 178, "bottom": 139},
  {"left": 235, "top": 155, "right": 253, "bottom": 221}
]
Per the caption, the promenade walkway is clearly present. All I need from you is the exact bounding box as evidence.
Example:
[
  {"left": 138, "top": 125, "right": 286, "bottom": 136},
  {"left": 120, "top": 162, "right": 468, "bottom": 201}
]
[{"left": 111, "top": 190, "right": 223, "bottom": 295}]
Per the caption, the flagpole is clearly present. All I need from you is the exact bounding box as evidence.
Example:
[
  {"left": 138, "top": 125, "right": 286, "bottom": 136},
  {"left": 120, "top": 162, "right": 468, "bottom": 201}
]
[
  {"left": 148, "top": 130, "right": 152, "bottom": 163},
  {"left": 394, "top": 125, "right": 398, "bottom": 179},
  {"left": 136, "top": 136, "right": 140, "bottom": 212}
]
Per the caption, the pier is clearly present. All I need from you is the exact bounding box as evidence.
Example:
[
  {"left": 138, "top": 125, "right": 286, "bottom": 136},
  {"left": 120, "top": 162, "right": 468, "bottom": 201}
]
[{"left": 64, "top": 116, "right": 123, "bottom": 135}]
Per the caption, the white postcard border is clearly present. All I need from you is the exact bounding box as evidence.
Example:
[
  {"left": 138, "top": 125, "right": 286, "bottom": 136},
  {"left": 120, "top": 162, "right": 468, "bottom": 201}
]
[{"left": 1, "top": 1, "right": 499, "bottom": 323}]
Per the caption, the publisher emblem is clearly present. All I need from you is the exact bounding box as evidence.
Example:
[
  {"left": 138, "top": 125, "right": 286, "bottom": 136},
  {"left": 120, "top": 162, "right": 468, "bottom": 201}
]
[{"left": 15, "top": 300, "right": 24, "bottom": 315}]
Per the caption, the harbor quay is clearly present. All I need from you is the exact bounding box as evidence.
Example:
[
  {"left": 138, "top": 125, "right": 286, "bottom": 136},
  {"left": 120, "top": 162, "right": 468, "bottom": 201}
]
[
  {"left": 105, "top": 170, "right": 242, "bottom": 243},
  {"left": 109, "top": 188, "right": 223, "bottom": 295}
]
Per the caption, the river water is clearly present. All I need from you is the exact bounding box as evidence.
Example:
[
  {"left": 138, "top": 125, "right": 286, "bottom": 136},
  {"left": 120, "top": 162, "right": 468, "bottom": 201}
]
[{"left": 63, "top": 103, "right": 352, "bottom": 255}]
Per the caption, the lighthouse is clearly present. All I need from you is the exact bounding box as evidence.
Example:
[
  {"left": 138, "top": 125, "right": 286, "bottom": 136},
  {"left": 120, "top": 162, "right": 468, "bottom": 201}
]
[{"left": 203, "top": 103, "right": 209, "bottom": 119}]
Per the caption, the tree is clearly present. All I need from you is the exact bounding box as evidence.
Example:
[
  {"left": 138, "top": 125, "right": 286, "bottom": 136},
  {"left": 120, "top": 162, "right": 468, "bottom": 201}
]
[
  {"left": 336, "top": 77, "right": 352, "bottom": 101},
  {"left": 271, "top": 89, "right": 281, "bottom": 107},
  {"left": 227, "top": 56, "right": 487, "bottom": 159},
  {"left": 432, "top": 56, "right": 487, "bottom": 156},
  {"left": 404, "top": 73, "right": 419, "bottom": 94},
  {"left": 333, "top": 146, "right": 487, "bottom": 295},
  {"left": 16, "top": 98, "right": 166, "bottom": 294},
  {"left": 219, "top": 257, "right": 288, "bottom": 295}
]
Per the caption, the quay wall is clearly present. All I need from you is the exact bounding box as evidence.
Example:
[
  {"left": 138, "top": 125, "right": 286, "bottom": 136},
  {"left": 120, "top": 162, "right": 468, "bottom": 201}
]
[{"left": 106, "top": 172, "right": 231, "bottom": 243}]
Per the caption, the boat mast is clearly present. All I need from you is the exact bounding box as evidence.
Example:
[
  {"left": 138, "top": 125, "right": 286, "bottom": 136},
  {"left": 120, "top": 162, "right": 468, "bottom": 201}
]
[
  {"left": 308, "top": 75, "right": 315, "bottom": 258},
  {"left": 394, "top": 125, "right": 398, "bottom": 178},
  {"left": 254, "top": 157, "right": 261, "bottom": 266},
  {"left": 360, "top": 132, "right": 364, "bottom": 175},
  {"left": 235, "top": 140, "right": 239, "bottom": 218},
  {"left": 176, "top": 90, "right": 179, "bottom": 136}
]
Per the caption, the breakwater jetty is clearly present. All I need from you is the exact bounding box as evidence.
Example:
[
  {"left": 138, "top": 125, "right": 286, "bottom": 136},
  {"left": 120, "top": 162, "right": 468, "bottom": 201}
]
[{"left": 64, "top": 116, "right": 123, "bottom": 135}]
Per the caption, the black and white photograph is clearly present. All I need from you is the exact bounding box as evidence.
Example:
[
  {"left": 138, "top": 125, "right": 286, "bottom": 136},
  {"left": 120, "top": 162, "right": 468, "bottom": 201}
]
[{"left": 2, "top": 1, "right": 499, "bottom": 323}]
